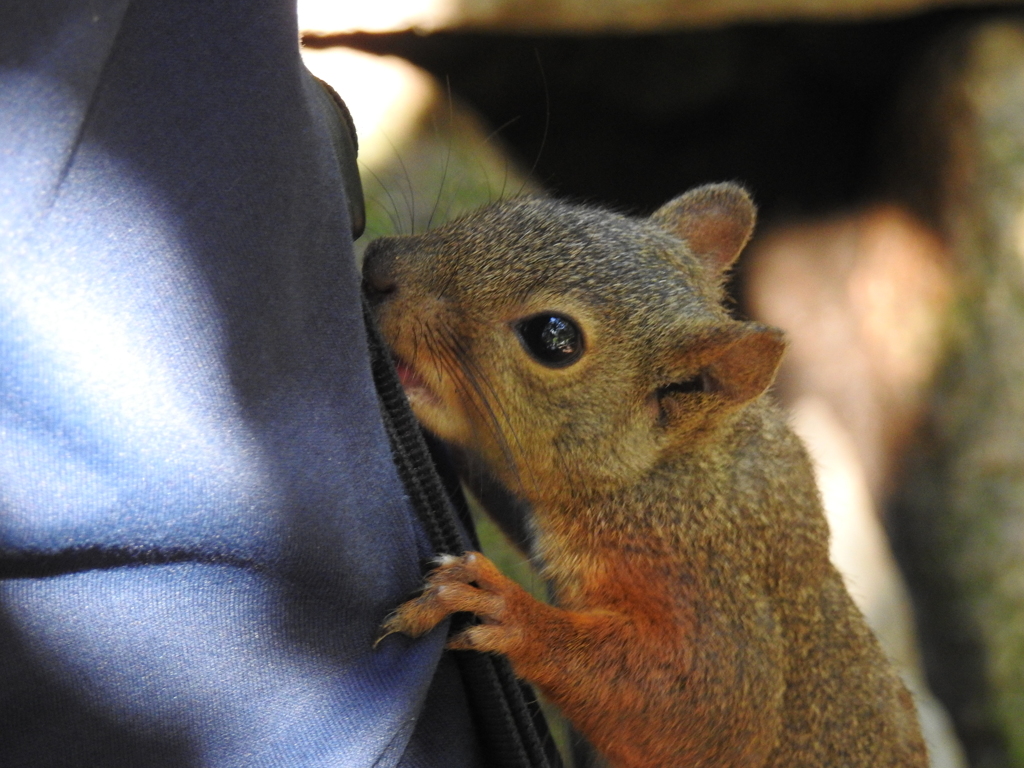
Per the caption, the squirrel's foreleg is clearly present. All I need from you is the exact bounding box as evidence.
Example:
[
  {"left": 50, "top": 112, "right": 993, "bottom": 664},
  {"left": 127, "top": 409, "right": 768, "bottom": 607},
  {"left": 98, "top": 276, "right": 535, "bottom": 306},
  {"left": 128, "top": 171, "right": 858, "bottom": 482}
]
[
  {"left": 379, "top": 551, "right": 554, "bottom": 652},
  {"left": 380, "top": 552, "right": 636, "bottom": 694}
]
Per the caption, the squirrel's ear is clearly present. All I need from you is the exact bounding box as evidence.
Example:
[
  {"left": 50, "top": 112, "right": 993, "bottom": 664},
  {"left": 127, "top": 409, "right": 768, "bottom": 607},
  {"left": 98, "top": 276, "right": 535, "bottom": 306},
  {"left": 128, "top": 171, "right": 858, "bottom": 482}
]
[
  {"left": 704, "top": 323, "right": 786, "bottom": 404},
  {"left": 651, "top": 183, "right": 756, "bottom": 275}
]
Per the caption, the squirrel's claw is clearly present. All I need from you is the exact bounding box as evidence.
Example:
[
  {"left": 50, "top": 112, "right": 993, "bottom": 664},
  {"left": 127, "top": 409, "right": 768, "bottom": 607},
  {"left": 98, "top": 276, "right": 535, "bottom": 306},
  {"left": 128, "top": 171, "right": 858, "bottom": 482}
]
[
  {"left": 376, "top": 585, "right": 450, "bottom": 644},
  {"left": 372, "top": 625, "right": 399, "bottom": 650},
  {"left": 375, "top": 551, "right": 518, "bottom": 650}
]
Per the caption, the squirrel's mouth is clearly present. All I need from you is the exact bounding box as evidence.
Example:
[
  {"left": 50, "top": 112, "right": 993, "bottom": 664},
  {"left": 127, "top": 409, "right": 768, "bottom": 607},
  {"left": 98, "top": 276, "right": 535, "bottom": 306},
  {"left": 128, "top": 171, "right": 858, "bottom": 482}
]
[
  {"left": 394, "top": 358, "right": 424, "bottom": 391},
  {"left": 393, "top": 356, "right": 442, "bottom": 408}
]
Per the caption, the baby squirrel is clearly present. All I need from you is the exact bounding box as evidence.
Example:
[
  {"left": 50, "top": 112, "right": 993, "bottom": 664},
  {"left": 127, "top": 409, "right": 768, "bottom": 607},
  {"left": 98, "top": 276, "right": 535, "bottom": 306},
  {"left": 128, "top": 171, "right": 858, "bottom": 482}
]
[{"left": 364, "top": 183, "right": 928, "bottom": 768}]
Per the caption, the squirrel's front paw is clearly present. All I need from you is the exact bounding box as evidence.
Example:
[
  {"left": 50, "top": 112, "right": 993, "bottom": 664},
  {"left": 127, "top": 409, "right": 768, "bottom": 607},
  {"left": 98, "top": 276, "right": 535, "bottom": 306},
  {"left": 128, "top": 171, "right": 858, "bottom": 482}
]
[{"left": 378, "top": 552, "right": 523, "bottom": 651}]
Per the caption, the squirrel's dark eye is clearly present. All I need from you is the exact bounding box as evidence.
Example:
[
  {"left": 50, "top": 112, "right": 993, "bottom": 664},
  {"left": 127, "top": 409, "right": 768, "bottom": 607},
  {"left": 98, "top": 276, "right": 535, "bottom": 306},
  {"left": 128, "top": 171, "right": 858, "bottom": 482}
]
[{"left": 515, "top": 313, "right": 584, "bottom": 367}]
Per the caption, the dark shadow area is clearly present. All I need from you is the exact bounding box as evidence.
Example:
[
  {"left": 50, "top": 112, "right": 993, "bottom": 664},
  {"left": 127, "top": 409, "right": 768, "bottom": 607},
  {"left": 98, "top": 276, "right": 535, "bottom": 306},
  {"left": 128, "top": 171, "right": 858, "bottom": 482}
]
[
  {"left": 0, "top": 602, "right": 197, "bottom": 768},
  {"left": 889, "top": 456, "right": 1012, "bottom": 768},
  {"left": 307, "top": 6, "right": 1007, "bottom": 223}
]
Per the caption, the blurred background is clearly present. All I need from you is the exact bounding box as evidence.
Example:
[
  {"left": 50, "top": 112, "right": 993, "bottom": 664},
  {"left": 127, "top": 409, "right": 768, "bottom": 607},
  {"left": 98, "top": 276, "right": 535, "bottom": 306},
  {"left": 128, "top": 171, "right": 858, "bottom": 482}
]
[{"left": 300, "top": 2, "right": 1024, "bottom": 766}]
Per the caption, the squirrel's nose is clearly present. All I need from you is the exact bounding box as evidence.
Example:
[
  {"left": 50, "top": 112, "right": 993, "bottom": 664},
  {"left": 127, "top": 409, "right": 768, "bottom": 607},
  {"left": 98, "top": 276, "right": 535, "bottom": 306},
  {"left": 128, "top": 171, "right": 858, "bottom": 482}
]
[{"left": 362, "top": 239, "right": 398, "bottom": 298}]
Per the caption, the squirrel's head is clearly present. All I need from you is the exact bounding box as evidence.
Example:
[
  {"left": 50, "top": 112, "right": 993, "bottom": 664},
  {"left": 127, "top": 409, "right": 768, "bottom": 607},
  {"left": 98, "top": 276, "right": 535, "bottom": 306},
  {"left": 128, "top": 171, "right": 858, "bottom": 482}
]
[{"left": 363, "top": 183, "right": 785, "bottom": 503}]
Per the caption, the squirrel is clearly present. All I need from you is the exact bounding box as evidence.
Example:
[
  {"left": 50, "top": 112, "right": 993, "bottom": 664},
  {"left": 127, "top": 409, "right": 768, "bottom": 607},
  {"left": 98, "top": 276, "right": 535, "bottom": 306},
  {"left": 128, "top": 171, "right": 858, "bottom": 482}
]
[{"left": 363, "top": 183, "right": 928, "bottom": 768}]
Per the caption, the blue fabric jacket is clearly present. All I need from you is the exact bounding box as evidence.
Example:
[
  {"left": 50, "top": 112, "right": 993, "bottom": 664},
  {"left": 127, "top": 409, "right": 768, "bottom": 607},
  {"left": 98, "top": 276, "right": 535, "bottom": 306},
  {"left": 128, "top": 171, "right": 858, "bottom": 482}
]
[{"left": 0, "top": 2, "right": 557, "bottom": 765}]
